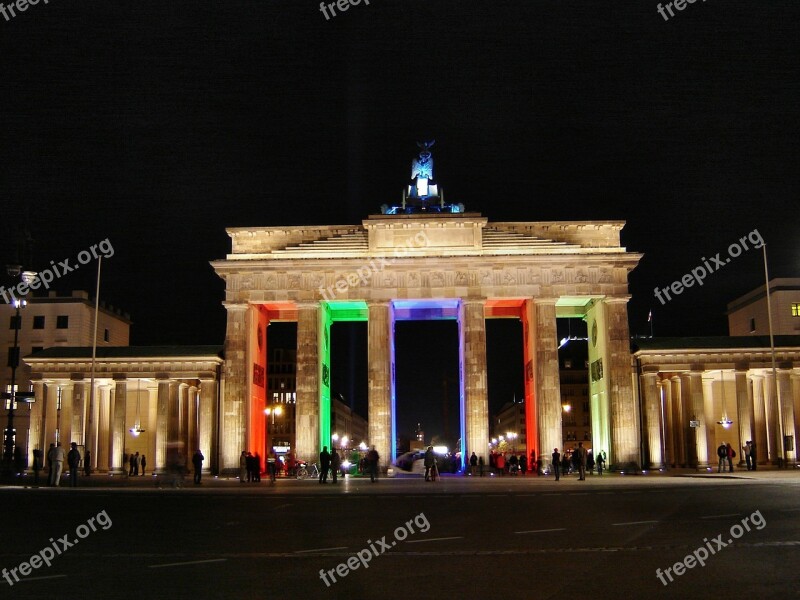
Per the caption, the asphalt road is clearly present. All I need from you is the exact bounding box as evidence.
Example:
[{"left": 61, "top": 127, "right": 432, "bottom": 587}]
[{"left": 3, "top": 472, "right": 799, "bottom": 600}]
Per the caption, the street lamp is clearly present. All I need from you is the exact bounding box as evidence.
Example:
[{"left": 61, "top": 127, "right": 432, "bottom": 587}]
[
  {"left": 3, "top": 267, "right": 37, "bottom": 475},
  {"left": 507, "top": 432, "right": 518, "bottom": 452},
  {"left": 264, "top": 405, "right": 283, "bottom": 425}
]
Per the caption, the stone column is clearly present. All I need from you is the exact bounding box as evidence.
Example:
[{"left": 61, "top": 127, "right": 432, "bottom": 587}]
[
  {"left": 188, "top": 385, "right": 198, "bottom": 453},
  {"left": 199, "top": 378, "right": 218, "bottom": 473},
  {"left": 368, "top": 302, "right": 392, "bottom": 467},
  {"left": 28, "top": 381, "right": 45, "bottom": 461},
  {"left": 533, "top": 299, "right": 562, "bottom": 467},
  {"left": 155, "top": 379, "right": 170, "bottom": 471},
  {"left": 641, "top": 370, "right": 663, "bottom": 468},
  {"left": 295, "top": 303, "right": 321, "bottom": 462},
  {"left": 687, "top": 371, "right": 708, "bottom": 468},
  {"left": 42, "top": 383, "right": 58, "bottom": 450},
  {"left": 734, "top": 369, "right": 753, "bottom": 465},
  {"left": 778, "top": 369, "right": 796, "bottom": 464},
  {"left": 604, "top": 298, "right": 640, "bottom": 468},
  {"left": 671, "top": 376, "right": 685, "bottom": 467},
  {"left": 662, "top": 378, "right": 675, "bottom": 467},
  {"left": 751, "top": 375, "right": 768, "bottom": 466},
  {"left": 97, "top": 385, "right": 111, "bottom": 471},
  {"left": 702, "top": 374, "right": 717, "bottom": 463},
  {"left": 71, "top": 380, "right": 85, "bottom": 446},
  {"left": 764, "top": 372, "right": 781, "bottom": 463},
  {"left": 221, "top": 303, "right": 248, "bottom": 472},
  {"left": 462, "top": 299, "right": 489, "bottom": 464},
  {"left": 178, "top": 382, "right": 189, "bottom": 453},
  {"left": 110, "top": 378, "right": 127, "bottom": 471},
  {"left": 60, "top": 385, "right": 73, "bottom": 448}
]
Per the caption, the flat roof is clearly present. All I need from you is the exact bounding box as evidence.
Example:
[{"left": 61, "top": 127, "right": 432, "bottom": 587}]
[
  {"left": 25, "top": 345, "right": 223, "bottom": 360},
  {"left": 632, "top": 336, "right": 800, "bottom": 352}
]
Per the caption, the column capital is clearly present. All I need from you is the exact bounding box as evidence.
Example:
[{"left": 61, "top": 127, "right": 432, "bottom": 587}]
[
  {"left": 296, "top": 301, "right": 320, "bottom": 310},
  {"left": 223, "top": 302, "right": 248, "bottom": 312},
  {"left": 603, "top": 295, "right": 632, "bottom": 305}
]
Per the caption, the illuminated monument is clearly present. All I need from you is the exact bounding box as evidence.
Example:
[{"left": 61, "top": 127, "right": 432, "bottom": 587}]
[{"left": 211, "top": 143, "right": 643, "bottom": 472}]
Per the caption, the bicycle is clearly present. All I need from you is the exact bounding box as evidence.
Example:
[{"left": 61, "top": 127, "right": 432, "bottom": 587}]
[{"left": 296, "top": 462, "right": 321, "bottom": 480}]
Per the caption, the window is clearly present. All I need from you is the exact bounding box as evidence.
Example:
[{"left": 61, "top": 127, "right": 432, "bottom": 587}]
[
  {"left": 104, "top": 328, "right": 110, "bottom": 342},
  {"left": 564, "top": 359, "right": 572, "bottom": 369},
  {"left": 9, "top": 315, "right": 20, "bottom": 330},
  {"left": 33, "top": 316, "right": 45, "bottom": 329},
  {"left": 749, "top": 318, "right": 756, "bottom": 332},
  {"left": 56, "top": 315, "right": 69, "bottom": 329},
  {"left": 792, "top": 303, "right": 800, "bottom": 317}
]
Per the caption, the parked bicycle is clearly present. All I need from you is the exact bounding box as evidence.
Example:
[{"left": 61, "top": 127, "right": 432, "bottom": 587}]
[{"left": 295, "top": 461, "right": 321, "bottom": 480}]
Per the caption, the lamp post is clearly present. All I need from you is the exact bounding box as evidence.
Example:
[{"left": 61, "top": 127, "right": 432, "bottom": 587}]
[
  {"left": 3, "top": 267, "right": 37, "bottom": 476},
  {"left": 762, "top": 244, "right": 785, "bottom": 467}
]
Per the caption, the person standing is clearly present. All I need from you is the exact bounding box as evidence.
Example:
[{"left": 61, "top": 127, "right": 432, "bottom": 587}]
[
  {"left": 749, "top": 441, "right": 757, "bottom": 470},
  {"left": 743, "top": 441, "right": 752, "bottom": 471},
  {"left": 586, "top": 450, "right": 595, "bottom": 476},
  {"left": 596, "top": 451, "right": 605, "bottom": 476},
  {"left": 46, "top": 443, "right": 55, "bottom": 485},
  {"left": 562, "top": 452, "right": 570, "bottom": 477},
  {"left": 519, "top": 454, "right": 528, "bottom": 476},
  {"left": 122, "top": 452, "right": 129, "bottom": 477},
  {"left": 330, "top": 449, "right": 340, "bottom": 484},
  {"left": 367, "top": 446, "right": 379, "bottom": 482},
  {"left": 253, "top": 453, "right": 262, "bottom": 482},
  {"left": 496, "top": 452, "right": 505, "bottom": 476},
  {"left": 424, "top": 446, "right": 436, "bottom": 481},
  {"left": 552, "top": 448, "right": 561, "bottom": 481},
  {"left": 192, "top": 449, "right": 204, "bottom": 484},
  {"left": 576, "top": 442, "right": 587, "bottom": 480},
  {"left": 32, "top": 449, "right": 42, "bottom": 485},
  {"left": 726, "top": 442, "right": 735, "bottom": 472},
  {"left": 478, "top": 455, "right": 485, "bottom": 476},
  {"left": 245, "top": 452, "right": 255, "bottom": 482},
  {"left": 267, "top": 449, "right": 279, "bottom": 483},
  {"left": 83, "top": 450, "right": 91, "bottom": 476},
  {"left": 67, "top": 442, "right": 81, "bottom": 488},
  {"left": 51, "top": 442, "right": 65, "bottom": 487},
  {"left": 319, "top": 446, "right": 331, "bottom": 484},
  {"left": 717, "top": 443, "right": 727, "bottom": 473},
  {"left": 239, "top": 450, "right": 248, "bottom": 482},
  {"left": 469, "top": 452, "right": 478, "bottom": 476},
  {"left": 530, "top": 450, "right": 536, "bottom": 475},
  {"left": 140, "top": 455, "right": 146, "bottom": 476}
]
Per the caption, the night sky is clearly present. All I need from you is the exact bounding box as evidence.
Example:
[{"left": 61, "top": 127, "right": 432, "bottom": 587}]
[{"left": 2, "top": 1, "right": 797, "bottom": 443}]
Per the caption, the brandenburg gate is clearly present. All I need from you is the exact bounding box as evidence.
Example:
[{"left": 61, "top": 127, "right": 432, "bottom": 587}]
[{"left": 212, "top": 144, "right": 642, "bottom": 472}]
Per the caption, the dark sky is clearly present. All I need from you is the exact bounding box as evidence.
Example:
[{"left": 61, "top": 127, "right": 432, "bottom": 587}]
[{"left": 2, "top": 1, "right": 798, "bottom": 440}]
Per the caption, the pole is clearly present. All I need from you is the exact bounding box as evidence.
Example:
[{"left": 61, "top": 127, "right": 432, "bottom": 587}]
[
  {"left": 86, "top": 257, "right": 102, "bottom": 471},
  {"left": 762, "top": 245, "right": 784, "bottom": 467},
  {"left": 4, "top": 301, "right": 22, "bottom": 475}
]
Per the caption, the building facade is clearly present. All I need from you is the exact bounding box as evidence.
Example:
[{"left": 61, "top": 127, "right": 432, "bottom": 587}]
[
  {"left": 2, "top": 291, "right": 130, "bottom": 462},
  {"left": 728, "top": 278, "right": 800, "bottom": 336},
  {"left": 22, "top": 346, "right": 223, "bottom": 473},
  {"left": 633, "top": 337, "right": 800, "bottom": 469}
]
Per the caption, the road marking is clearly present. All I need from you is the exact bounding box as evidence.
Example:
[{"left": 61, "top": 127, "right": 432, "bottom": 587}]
[
  {"left": 149, "top": 558, "right": 227, "bottom": 569},
  {"left": 612, "top": 520, "right": 658, "bottom": 526},
  {"left": 569, "top": 493, "right": 589, "bottom": 496},
  {"left": 20, "top": 574, "right": 68, "bottom": 583},
  {"left": 406, "top": 536, "right": 463, "bottom": 544},
  {"left": 598, "top": 492, "right": 613, "bottom": 495},
  {"left": 519, "top": 494, "right": 538, "bottom": 497},
  {"left": 293, "top": 546, "right": 348, "bottom": 554},
  {"left": 700, "top": 513, "right": 741, "bottom": 520},
  {"left": 515, "top": 528, "right": 566, "bottom": 534}
]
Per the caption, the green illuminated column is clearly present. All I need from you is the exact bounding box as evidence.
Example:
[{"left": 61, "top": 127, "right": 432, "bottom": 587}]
[
  {"left": 319, "top": 303, "right": 332, "bottom": 454},
  {"left": 368, "top": 302, "right": 392, "bottom": 465},
  {"left": 295, "top": 302, "right": 321, "bottom": 462}
]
